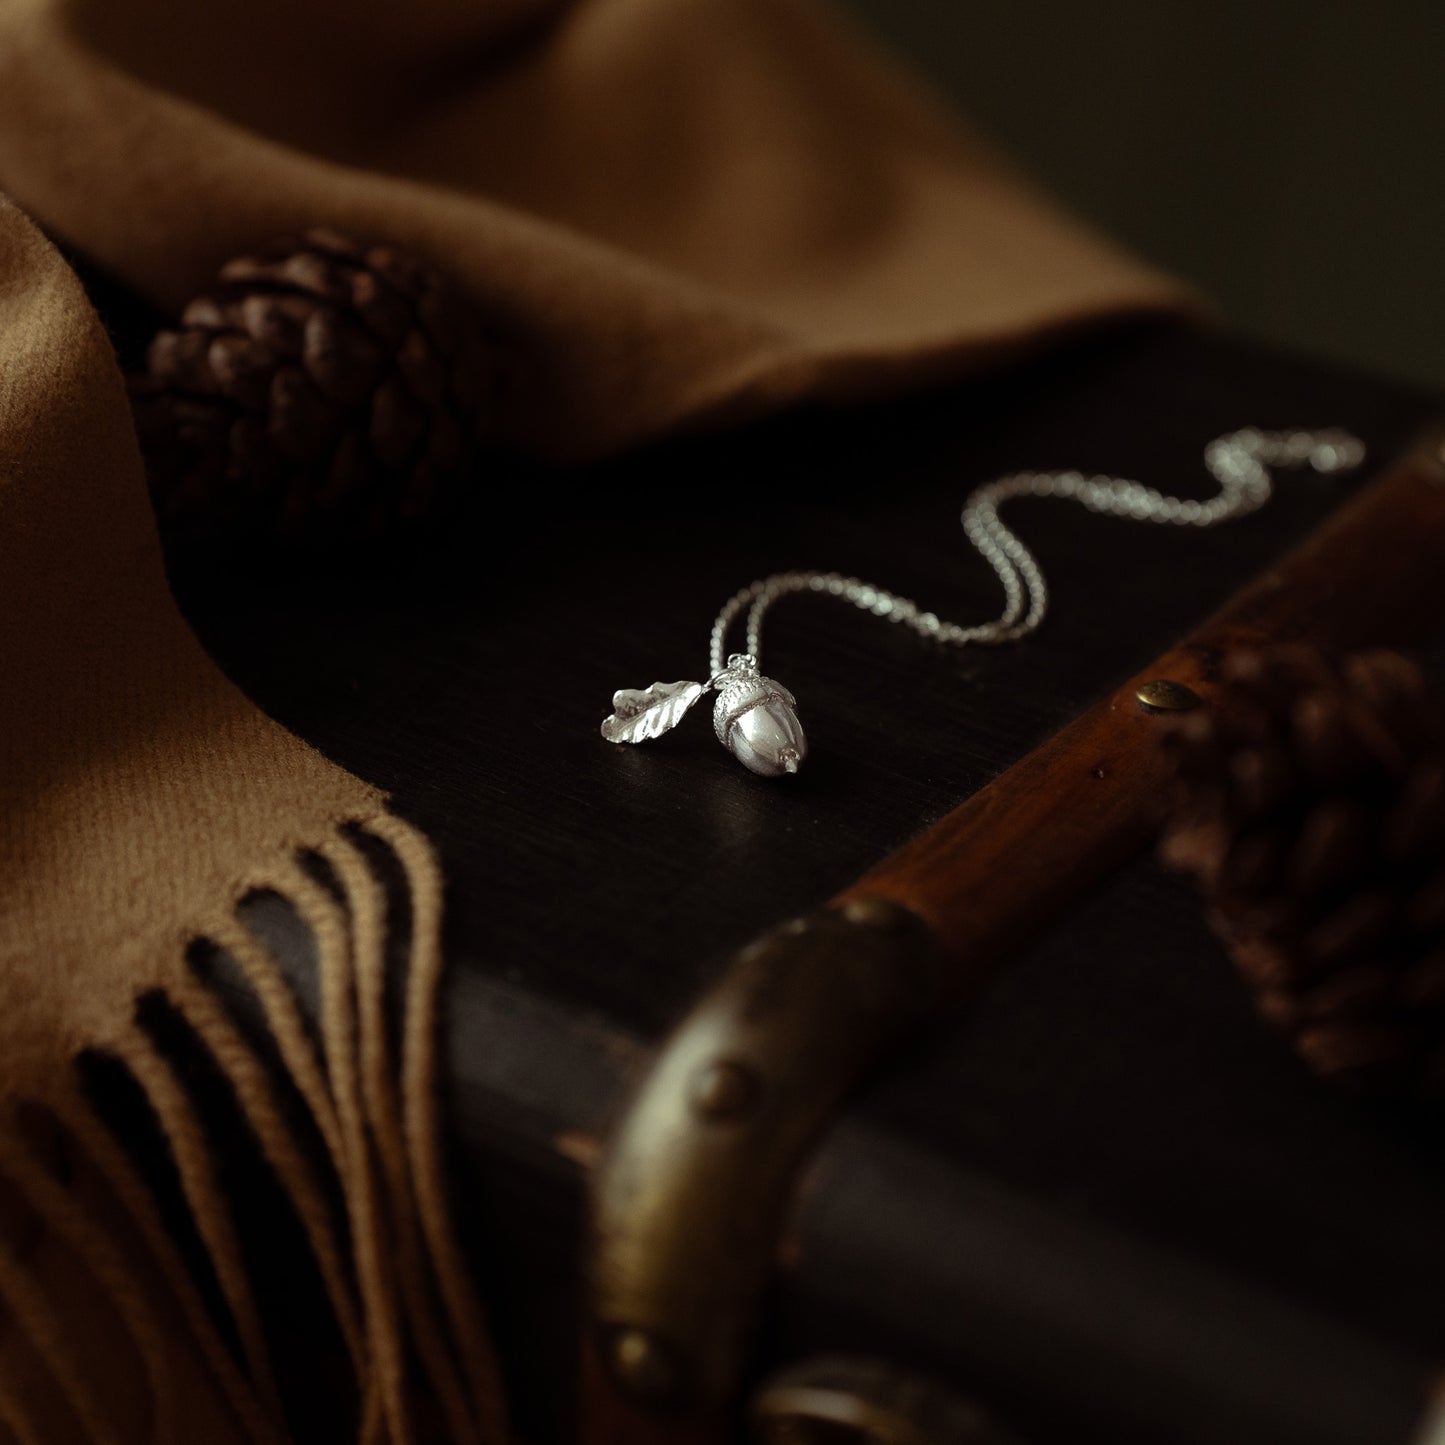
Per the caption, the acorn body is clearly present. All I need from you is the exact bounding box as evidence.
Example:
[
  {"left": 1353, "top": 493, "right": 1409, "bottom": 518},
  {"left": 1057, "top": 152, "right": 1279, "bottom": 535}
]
[{"left": 712, "top": 655, "right": 806, "bottom": 777}]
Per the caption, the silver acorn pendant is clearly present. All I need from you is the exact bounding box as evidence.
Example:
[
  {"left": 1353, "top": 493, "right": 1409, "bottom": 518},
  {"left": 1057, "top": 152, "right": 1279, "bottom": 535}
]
[
  {"left": 600, "top": 653, "right": 807, "bottom": 779},
  {"left": 597, "top": 429, "right": 1370, "bottom": 787},
  {"left": 710, "top": 655, "right": 806, "bottom": 776}
]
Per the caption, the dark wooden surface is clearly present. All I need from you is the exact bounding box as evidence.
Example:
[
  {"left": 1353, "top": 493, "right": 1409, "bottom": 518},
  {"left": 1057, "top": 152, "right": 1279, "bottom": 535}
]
[{"left": 149, "top": 315, "right": 1445, "bottom": 1445}]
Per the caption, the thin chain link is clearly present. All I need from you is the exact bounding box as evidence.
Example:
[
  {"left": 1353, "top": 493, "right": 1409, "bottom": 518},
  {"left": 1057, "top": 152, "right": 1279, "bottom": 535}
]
[{"left": 708, "top": 427, "right": 1365, "bottom": 677}]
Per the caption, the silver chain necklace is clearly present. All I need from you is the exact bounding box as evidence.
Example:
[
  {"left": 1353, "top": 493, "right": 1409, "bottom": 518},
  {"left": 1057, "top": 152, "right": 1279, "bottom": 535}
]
[{"left": 600, "top": 427, "right": 1365, "bottom": 778}]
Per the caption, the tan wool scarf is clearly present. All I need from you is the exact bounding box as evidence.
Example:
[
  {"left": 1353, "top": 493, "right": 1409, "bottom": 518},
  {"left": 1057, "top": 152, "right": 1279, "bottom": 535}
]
[{"left": 0, "top": 1, "right": 1188, "bottom": 1441}]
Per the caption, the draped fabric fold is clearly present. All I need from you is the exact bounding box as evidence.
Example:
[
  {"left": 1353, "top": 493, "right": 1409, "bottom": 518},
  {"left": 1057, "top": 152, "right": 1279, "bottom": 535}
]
[
  {"left": 0, "top": 1, "right": 1189, "bottom": 1439},
  {"left": 0, "top": 0, "right": 1189, "bottom": 459},
  {"left": 0, "top": 201, "right": 506, "bottom": 1444}
]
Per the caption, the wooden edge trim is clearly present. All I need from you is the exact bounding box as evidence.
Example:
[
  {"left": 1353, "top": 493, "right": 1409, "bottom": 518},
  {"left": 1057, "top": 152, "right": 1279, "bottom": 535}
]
[{"left": 838, "top": 435, "right": 1445, "bottom": 995}]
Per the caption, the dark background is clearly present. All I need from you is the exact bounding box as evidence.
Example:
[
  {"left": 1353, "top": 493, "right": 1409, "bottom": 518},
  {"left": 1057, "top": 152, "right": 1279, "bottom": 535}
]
[{"left": 839, "top": 0, "right": 1445, "bottom": 391}]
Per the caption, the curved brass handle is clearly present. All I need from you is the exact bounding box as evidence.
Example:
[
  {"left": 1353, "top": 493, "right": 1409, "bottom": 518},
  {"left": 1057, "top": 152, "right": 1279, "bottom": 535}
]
[
  {"left": 587, "top": 899, "right": 943, "bottom": 1412},
  {"left": 752, "top": 1355, "right": 1024, "bottom": 1445}
]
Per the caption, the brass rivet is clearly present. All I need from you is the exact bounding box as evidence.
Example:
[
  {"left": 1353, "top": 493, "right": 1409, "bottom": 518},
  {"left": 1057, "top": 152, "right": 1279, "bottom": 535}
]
[
  {"left": 1135, "top": 679, "right": 1201, "bottom": 713},
  {"left": 840, "top": 897, "right": 910, "bottom": 931},
  {"left": 610, "top": 1328, "right": 678, "bottom": 1401},
  {"left": 689, "top": 1059, "right": 758, "bottom": 1121}
]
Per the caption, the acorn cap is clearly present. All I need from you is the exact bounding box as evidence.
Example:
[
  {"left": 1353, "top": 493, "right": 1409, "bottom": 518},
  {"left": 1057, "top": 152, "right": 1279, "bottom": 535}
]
[{"left": 712, "top": 669, "right": 798, "bottom": 747}]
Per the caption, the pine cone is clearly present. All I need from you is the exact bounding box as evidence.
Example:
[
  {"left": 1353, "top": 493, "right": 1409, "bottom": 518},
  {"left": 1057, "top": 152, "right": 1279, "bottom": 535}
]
[
  {"left": 128, "top": 229, "right": 504, "bottom": 543},
  {"left": 1160, "top": 644, "right": 1445, "bottom": 1095}
]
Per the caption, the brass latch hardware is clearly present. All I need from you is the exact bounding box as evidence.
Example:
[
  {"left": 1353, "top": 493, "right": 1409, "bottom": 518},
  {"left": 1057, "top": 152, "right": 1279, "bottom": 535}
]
[
  {"left": 588, "top": 899, "right": 943, "bottom": 1412},
  {"left": 751, "top": 1355, "right": 1022, "bottom": 1445}
]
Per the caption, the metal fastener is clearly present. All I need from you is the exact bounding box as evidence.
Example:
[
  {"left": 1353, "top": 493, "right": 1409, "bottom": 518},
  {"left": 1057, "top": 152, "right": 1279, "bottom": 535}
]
[
  {"left": 609, "top": 1328, "right": 678, "bottom": 1401},
  {"left": 751, "top": 1354, "right": 1010, "bottom": 1445},
  {"left": 689, "top": 1060, "right": 759, "bottom": 1121},
  {"left": 1135, "top": 679, "right": 1202, "bottom": 713},
  {"left": 840, "top": 897, "right": 915, "bottom": 932}
]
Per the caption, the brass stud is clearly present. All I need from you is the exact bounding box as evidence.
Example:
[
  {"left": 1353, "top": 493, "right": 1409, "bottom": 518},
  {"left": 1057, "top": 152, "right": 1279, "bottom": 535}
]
[
  {"left": 1135, "top": 679, "right": 1201, "bottom": 713},
  {"left": 689, "top": 1060, "right": 759, "bottom": 1121},
  {"left": 840, "top": 897, "right": 912, "bottom": 931},
  {"left": 610, "top": 1327, "right": 678, "bottom": 1401}
]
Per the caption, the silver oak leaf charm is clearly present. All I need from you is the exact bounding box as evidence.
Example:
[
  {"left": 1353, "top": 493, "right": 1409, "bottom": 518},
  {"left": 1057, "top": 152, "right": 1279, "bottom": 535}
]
[
  {"left": 600, "top": 679, "right": 706, "bottom": 744},
  {"left": 600, "top": 655, "right": 807, "bottom": 777}
]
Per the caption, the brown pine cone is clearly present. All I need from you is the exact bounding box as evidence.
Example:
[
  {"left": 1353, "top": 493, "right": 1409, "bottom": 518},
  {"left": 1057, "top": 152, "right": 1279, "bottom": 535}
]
[
  {"left": 1160, "top": 643, "right": 1445, "bottom": 1096},
  {"left": 128, "top": 229, "right": 504, "bottom": 544}
]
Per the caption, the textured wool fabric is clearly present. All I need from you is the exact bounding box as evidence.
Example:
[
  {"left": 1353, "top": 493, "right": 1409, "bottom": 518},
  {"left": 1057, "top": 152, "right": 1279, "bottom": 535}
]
[
  {"left": 0, "top": 198, "right": 508, "bottom": 1443},
  {"left": 0, "top": 2, "right": 1190, "bottom": 1441},
  {"left": 0, "top": 0, "right": 1189, "bottom": 461}
]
